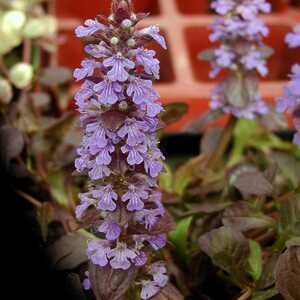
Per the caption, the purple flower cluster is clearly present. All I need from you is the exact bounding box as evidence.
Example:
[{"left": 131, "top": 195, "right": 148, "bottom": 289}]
[
  {"left": 206, "top": 0, "right": 272, "bottom": 118},
  {"left": 74, "top": 1, "right": 168, "bottom": 298},
  {"left": 277, "top": 24, "right": 300, "bottom": 147}
]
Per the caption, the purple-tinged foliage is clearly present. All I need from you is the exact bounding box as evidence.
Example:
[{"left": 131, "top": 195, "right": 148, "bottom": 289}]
[
  {"left": 277, "top": 25, "right": 300, "bottom": 148},
  {"left": 74, "top": 1, "right": 168, "bottom": 298},
  {"left": 203, "top": 0, "right": 272, "bottom": 118}
]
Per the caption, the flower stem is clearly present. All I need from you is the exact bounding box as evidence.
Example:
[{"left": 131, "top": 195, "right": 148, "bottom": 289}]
[
  {"left": 207, "top": 116, "right": 236, "bottom": 169},
  {"left": 237, "top": 287, "right": 252, "bottom": 300}
]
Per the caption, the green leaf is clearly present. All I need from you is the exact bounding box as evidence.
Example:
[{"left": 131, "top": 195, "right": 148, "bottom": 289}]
[
  {"left": 229, "top": 119, "right": 260, "bottom": 165},
  {"left": 197, "top": 48, "right": 216, "bottom": 61},
  {"left": 37, "top": 202, "right": 53, "bottom": 242},
  {"left": 247, "top": 240, "right": 263, "bottom": 281},
  {"left": 251, "top": 287, "right": 278, "bottom": 300},
  {"left": 173, "top": 155, "right": 205, "bottom": 195},
  {"left": 159, "top": 163, "right": 173, "bottom": 193},
  {"left": 169, "top": 216, "right": 193, "bottom": 264},
  {"left": 47, "top": 171, "right": 68, "bottom": 207}
]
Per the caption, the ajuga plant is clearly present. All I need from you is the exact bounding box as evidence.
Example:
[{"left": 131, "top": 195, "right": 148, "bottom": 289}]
[{"left": 73, "top": 1, "right": 170, "bottom": 299}]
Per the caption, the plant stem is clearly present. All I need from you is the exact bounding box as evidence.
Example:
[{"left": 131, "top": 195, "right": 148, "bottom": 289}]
[
  {"left": 17, "top": 190, "right": 42, "bottom": 208},
  {"left": 237, "top": 288, "right": 252, "bottom": 300},
  {"left": 207, "top": 116, "right": 236, "bottom": 169}
]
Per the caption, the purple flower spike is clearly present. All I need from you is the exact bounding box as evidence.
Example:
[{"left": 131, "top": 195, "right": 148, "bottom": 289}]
[
  {"left": 205, "top": 0, "right": 271, "bottom": 118},
  {"left": 104, "top": 53, "right": 135, "bottom": 82},
  {"left": 95, "top": 184, "right": 118, "bottom": 212},
  {"left": 108, "top": 243, "right": 137, "bottom": 270},
  {"left": 74, "top": 4, "right": 169, "bottom": 298},
  {"left": 98, "top": 217, "right": 121, "bottom": 241},
  {"left": 75, "top": 19, "right": 107, "bottom": 37},
  {"left": 277, "top": 28, "right": 300, "bottom": 148},
  {"left": 122, "top": 184, "right": 148, "bottom": 211}
]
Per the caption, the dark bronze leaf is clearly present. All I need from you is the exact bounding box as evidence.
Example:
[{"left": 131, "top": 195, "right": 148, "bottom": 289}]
[
  {"left": 199, "top": 226, "right": 250, "bottom": 287},
  {"left": 275, "top": 246, "right": 300, "bottom": 300},
  {"left": 46, "top": 232, "right": 88, "bottom": 270},
  {"left": 89, "top": 263, "right": 138, "bottom": 300},
  {"left": 160, "top": 103, "right": 188, "bottom": 126},
  {"left": 152, "top": 283, "right": 184, "bottom": 300}
]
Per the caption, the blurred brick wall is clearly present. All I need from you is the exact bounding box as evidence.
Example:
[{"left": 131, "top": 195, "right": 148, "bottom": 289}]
[{"left": 53, "top": 0, "right": 300, "bottom": 131}]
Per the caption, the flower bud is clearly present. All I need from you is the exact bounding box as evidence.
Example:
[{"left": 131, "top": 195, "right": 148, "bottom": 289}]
[
  {"left": 127, "top": 38, "right": 136, "bottom": 47},
  {"left": 118, "top": 101, "right": 129, "bottom": 111},
  {"left": 9, "top": 63, "right": 33, "bottom": 89},
  {"left": 121, "top": 19, "right": 132, "bottom": 29},
  {"left": 2, "top": 10, "right": 26, "bottom": 34},
  {"left": 110, "top": 37, "right": 119, "bottom": 45}
]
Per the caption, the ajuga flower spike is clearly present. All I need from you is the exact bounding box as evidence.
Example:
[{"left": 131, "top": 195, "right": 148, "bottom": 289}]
[
  {"left": 277, "top": 24, "right": 300, "bottom": 147},
  {"left": 73, "top": 1, "right": 168, "bottom": 299},
  {"left": 201, "top": 0, "right": 272, "bottom": 119}
]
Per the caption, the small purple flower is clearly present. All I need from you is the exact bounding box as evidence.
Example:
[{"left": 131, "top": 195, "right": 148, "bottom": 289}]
[
  {"left": 117, "top": 118, "right": 147, "bottom": 146},
  {"left": 135, "top": 25, "right": 167, "bottom": 49},
  {"left": 148, "top": 234, "right": 167, "bottom": 250},
  {"left": 74, "top": 80, "right": 94, "bottom": 108},
  {"left": 95, "top": 142, "right": 115, "bottom": 166},
  {"left": 211, "top": 0, "right": 235, "bottom": 15},
  {"left": 133, "top": 48, "right": 160, "bottom": 79},
  {"left": 140, "top": 280, "right": 161, "bottom": 300},
  {"left": 127, "top": 77, "right": 158, "bottom": 105},
  {"left": 83, "top": 272, "right": 91, "bottom": 290},
  {"left": 87, "top": 239, "right": 111, "bottom": 267},
  {"left": 94, "top": 184, "right": 118, "bottom": 211},
  {"left": 89, "top": 163, "right": 111, "bottom": 180},
  {"left": 108, "top": 243, "right": 137, "bottom": 270},
  {"left": 86, "top": 122, "right": 109, "bottom": 149},
  {"left": 285, "top": 24, "right": 300, "bottom": 48},
  {"left": 215, "top": 46, "right": 236, "bottom": 68},
  {"left": 144, "top": 149, "right": 164, "bottom": 178},
  {"left": 134, "top": 208, "right": 165, "bottom": 230},
  {"left": 241, "top": 49, "right": 268, "bottom": 76},
  {"left": 149, "top": 262, "right": 168, "bottom": 288},
  {"left": 75, "top": 19, "right": 107, "bottom": 37},
  {"left": 103, "top": 53, "right": 135, "bottom": 82},
  {"left": 74, "top": 59, "right": 101, "bottom": 81},
  {"left": 94, "top": 78, "right": 123, "bottom": 105},
  {"left": 122, "top": 184, "right": 148, "bottom": 211},
  {"left": 76, "top": 192, "right": 95, "bottom": 219},
  {"left": 98, "top": 217, "right": 121, "bottom": 241},
  {"left": 121, "top": 143, "right": 148, "bottom": 166},
  {"left": 134, "top": 251, "right": 148, "bottom": 266},
  {"left": 84, "top": 42, "right": 111, "bottom": 58}
]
